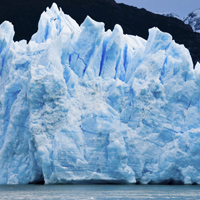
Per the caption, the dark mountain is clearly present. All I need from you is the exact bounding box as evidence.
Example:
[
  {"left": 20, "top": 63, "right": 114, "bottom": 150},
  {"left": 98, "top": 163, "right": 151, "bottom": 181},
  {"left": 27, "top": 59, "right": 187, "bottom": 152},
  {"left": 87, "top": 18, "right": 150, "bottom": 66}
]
[{"left": 0, "top": 0, "right": 200, "bottom": 65}]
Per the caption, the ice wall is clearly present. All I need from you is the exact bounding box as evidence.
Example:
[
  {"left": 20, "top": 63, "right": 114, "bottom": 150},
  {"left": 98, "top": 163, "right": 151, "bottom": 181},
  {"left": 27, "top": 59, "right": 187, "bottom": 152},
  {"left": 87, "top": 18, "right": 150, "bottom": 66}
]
[{"left": 0, "top": 3, "right": 200, "bottom": 184}]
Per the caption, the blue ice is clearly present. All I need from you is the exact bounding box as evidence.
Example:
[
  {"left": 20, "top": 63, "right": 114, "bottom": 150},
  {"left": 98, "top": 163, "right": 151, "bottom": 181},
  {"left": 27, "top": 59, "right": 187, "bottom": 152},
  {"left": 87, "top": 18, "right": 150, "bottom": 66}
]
[{"left": 0, "top": 3, "right": 200, "bottom": 185}]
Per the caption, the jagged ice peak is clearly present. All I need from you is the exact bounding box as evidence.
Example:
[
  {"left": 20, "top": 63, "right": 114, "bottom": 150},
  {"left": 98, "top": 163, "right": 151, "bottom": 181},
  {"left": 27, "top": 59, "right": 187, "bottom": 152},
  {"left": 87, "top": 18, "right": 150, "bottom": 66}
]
[{"left": 0, "top": 3, "right": 200, "bottom": 185}]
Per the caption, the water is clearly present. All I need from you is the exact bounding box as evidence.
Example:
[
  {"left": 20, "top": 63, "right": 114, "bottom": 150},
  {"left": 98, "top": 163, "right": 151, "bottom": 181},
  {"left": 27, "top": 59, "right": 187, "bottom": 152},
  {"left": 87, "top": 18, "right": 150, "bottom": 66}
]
[{"left": 0, "top": 185, "right": 200, "bottom": 200}]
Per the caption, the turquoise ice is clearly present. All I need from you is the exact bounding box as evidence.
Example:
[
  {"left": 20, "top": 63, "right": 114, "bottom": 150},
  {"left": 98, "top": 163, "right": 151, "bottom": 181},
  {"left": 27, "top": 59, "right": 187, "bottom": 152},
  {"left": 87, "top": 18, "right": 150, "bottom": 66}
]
[{"left": 0, "top": 3, "right": 200, "bottom": 184}]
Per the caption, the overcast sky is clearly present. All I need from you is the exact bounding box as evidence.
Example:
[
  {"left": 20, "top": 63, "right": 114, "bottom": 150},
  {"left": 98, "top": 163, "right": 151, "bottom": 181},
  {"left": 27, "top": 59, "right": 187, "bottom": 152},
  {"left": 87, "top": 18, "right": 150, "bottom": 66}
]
[{"left": 115, "top": 0, "right": 200, "bottom": 18}]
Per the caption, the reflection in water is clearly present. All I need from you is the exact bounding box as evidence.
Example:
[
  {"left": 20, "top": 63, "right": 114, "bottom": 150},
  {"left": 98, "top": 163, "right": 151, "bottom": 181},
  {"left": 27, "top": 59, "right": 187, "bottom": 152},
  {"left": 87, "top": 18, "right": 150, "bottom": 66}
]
[{"left": 0, "top": 185, "right": 200, "bottom": 200}]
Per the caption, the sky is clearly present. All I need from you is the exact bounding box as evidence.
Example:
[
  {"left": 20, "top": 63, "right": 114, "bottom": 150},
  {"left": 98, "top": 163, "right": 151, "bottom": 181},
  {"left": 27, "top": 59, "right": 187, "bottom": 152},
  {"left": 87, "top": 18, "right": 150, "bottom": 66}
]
[{"left": 115, "top": 0, "right": 200, "bottom": 18}]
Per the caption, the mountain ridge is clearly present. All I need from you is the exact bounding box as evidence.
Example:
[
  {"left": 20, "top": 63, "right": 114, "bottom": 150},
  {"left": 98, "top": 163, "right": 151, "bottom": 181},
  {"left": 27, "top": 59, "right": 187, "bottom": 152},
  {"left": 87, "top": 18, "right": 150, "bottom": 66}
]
[{"left": 184, "top": 8, "right": 200, "bottom": 33}]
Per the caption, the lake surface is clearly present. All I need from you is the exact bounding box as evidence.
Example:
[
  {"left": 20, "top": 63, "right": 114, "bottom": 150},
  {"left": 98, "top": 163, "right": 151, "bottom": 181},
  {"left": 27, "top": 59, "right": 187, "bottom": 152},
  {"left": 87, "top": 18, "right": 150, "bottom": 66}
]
[{"left": 0, "top": 185, "right": 200, "bottom": 200}]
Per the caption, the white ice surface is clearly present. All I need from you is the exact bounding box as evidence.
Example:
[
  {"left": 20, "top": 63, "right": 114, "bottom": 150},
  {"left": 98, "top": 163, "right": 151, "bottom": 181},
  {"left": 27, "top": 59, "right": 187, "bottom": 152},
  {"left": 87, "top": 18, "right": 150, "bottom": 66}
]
[{"left": 0, "top": 3, "right": 200, "bottom": 185}]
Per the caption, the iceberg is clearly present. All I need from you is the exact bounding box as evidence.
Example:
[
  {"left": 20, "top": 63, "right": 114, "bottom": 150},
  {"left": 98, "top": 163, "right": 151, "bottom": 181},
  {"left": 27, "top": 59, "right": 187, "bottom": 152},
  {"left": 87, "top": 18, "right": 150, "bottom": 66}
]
[{"left": 0, "top": 3, "right": 200, "bottom": 185}]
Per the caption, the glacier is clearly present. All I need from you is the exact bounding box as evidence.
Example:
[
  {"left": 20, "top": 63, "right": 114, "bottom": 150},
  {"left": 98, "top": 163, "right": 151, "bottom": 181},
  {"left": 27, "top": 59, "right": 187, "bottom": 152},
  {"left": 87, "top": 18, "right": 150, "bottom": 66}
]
[{"left": 0, "top": 3, "right": 200, "bottom": 185}]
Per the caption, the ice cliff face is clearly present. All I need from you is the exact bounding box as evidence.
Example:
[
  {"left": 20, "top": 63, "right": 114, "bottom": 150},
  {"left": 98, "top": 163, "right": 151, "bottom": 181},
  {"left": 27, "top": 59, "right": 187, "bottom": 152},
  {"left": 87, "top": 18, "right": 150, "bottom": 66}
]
[{"left": 1, "top": 3, "right": 200, "bottom": 185}]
